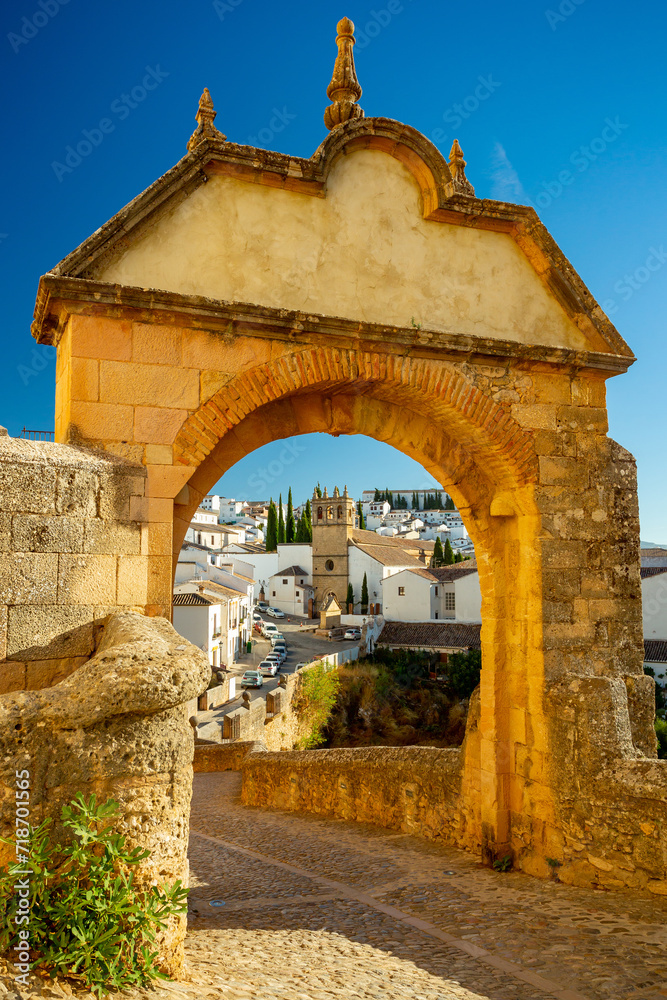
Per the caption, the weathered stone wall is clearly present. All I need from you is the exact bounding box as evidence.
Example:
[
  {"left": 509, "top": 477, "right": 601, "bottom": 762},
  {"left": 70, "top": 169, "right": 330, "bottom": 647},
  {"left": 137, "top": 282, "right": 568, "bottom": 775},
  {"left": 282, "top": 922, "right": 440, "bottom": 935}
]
[
  {"left": 0, "top": 611, "right": 210, "bottom": 973},
  {"left": 0, "top": 436, "right": 163, "bottom": 694}
]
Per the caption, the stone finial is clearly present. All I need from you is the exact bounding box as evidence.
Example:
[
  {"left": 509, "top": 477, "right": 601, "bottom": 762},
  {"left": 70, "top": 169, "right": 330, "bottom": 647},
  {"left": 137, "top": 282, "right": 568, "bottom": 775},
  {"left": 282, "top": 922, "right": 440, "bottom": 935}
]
[
  {"left": 187, "top": 87, "right": 227, "bottom": 151},
  {"left": 323, "top": 486, "right": 329, "bottom": 498},
  {"left": 324, "top": 17, "right": 364, "bottom": 131},
  {"left": 333, "top": 486, "right": 340, "bottom": 497},
  {"left": 343, "top": 485, "right": 349, "bottom": 497},
  {"left": 448, "top": 139, "right": 475, "bottom": 197}
]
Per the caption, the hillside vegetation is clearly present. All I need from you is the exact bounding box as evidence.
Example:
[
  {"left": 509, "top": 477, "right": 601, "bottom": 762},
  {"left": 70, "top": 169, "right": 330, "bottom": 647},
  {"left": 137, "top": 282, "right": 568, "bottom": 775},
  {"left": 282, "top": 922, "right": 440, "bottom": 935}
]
[{"left": 321, "top": 648, "right": 480, "bottom": 749}]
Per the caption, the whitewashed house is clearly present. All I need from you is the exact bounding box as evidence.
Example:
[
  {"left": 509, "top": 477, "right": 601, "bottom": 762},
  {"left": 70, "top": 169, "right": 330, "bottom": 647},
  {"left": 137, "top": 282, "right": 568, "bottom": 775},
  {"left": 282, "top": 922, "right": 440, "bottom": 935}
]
[
  {"left": 267, "top": 565, "right": 314, "bottom": 615},
  {"left": 382, "top": 562, "right": 481, "bottom": 623}
]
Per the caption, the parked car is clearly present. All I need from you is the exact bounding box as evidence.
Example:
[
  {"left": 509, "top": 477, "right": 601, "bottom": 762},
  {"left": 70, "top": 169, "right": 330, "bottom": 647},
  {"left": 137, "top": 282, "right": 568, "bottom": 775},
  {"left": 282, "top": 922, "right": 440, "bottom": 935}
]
[
  {"left": 255, "top": 601, "right": 269, "bottom": 612},
  {"left": 295, "top": 662, "right": 309, "bottom": 670},
  {"left": 270, "top": 632, "right": 286, "bottom": 646},
  {"left": 241, "top": 670, "right": 263, "bottom": 688},
  {"left": 272, "top": 643, "right": 287, "bottom": 660},
  {"left": 266, "top": 607, "right": 285, "bottom": 619},
  {"left": 344, "top": 628, "right": 361, "bottom": 640},
  {"left": 252, "top": 610, "right": 263, "bottom": 622},
  {"left": 253, "top": 622, "right": 263, "bottom": 634},
  {"left": 258, "top": 660, "right": 278, "bottom": 677},
  {"left": 261, "top": 621, "right": 279, "bottom": 636},
  {"left": 267, "top": 648, "right": 285, "bottom": 664}
]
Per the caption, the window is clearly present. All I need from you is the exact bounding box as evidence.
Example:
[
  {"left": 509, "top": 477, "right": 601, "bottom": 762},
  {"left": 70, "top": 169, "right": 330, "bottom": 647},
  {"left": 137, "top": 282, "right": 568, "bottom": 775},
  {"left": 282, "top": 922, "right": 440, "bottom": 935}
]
[
  {"left": 197, "top": 532, "right": 202, "bottom": 544},
  {"left": 398, "top": 586, "right": 405, "bottom": 596},
  {"left": 325, "top": 559, "right": 334, "bottom": 571},
  {"left": 337, "top": 505, "right": 343, "bottom": 519},
  {"left": 282, "top": 579, "right": 288, "bottom": 585},
  {"left": 272, "top": 590, "right": 276, "bottom": 596},
  {"left": 211, "top": 535, "right": 215, "bottom": 545},
  {"left": 434, "top": 611, "right": 439, "bottom": 619},
  {"left": 300, "top": 579, "right": 304, "bottom": 584},
  {"left": 317, "top": 506, "right": 323, "bottom": 520},
  {"left": 445, "top": 592, "right": 455, "bottom": 611},
  {"left": 435, "top": 586, "right": 439, "bottom": 596},
  {"left": 296, "top": 591, "right": 300, "bottom": 598}
]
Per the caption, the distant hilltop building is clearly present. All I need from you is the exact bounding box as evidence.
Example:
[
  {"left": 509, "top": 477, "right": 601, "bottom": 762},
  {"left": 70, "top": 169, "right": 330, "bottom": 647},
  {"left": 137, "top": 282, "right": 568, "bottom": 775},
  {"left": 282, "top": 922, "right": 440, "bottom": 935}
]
[{"left": 361, "top": 488, "right": 453, "bottom": 510}]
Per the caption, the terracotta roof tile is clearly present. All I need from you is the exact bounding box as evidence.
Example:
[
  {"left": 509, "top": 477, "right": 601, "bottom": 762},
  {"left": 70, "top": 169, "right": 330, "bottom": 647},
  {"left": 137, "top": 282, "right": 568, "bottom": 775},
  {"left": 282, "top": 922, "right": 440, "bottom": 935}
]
[
  {"left": 172, "top": 592, "right": 212, "bottom": 606},
  {"left": 378, "top": 621, "right": 481, "bottom": 650},
  {"left": 644, "top": 640, "right": 667, "bottom": 663},
  {"left": 641, "top": 567, "right": 667, "bottom": 579}
]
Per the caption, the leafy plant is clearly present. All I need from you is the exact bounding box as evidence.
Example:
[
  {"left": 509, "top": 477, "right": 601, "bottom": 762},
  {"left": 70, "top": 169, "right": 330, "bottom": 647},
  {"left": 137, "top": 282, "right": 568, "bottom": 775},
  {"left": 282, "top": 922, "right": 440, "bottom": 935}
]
[
  {"left": 446, "top": 649, "right": 482, "bottom": 700},
  {"left": 0, "top": 794, "right": 188, "bottom": 996},
  {"left": 545, "top": 856, "right": 562, "bottom": 879},
  {"left": 656, "top": 717, "right": 667, "bottom": 759},
  {"left": 294, "top": 662, "right": 340, "bottom": 748},
  {"left": 492, "top": 854, "right": 513, "bottom": 872}
]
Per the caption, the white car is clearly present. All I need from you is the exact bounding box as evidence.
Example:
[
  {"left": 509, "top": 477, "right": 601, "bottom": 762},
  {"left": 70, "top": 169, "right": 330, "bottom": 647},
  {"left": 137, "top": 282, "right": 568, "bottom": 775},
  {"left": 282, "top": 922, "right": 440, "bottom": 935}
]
[
  {"left": 344, "top": 628, "right": 361, "bottom": 640},
  {"left": 266, "top": 607, "right": 285, "bottom": 619},
  {"left": 258, "top": 660, "right": 278, "bottom": 677},
  {"left": 261, "top": 622, "right": 279, "bottom": 637},
  {"left": 270, "top": 632, "right": 286, "bottom": 646},
  {"left": 252, "top": 610, "right": 262, "bottom": 622}
]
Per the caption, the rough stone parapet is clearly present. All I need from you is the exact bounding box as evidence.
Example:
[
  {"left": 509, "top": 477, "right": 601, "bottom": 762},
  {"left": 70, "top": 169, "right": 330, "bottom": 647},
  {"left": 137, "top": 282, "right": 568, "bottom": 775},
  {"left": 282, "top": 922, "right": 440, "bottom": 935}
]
[{"left": 0, "top": 610, "right": 210, "bottom": 974}]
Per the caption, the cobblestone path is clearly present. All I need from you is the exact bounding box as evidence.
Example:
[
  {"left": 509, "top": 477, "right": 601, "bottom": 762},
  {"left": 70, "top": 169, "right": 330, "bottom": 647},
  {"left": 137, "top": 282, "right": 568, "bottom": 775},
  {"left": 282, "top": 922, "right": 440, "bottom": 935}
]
[{"left": 3, "top": 770, "right": 666, "bottom": 999}]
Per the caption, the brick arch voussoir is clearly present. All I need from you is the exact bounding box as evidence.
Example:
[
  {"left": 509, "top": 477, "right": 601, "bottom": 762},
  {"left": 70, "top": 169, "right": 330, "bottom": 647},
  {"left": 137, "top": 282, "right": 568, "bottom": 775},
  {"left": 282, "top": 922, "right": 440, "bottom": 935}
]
[{"left": 173, "top": 348, "right": 538, "bottom": 485}]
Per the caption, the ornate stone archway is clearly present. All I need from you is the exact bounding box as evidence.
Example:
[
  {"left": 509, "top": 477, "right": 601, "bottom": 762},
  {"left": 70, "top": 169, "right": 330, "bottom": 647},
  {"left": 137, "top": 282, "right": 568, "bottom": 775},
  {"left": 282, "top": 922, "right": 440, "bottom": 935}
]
[{"left": 30, "top": 25, "right": 665, "bottom": 888}]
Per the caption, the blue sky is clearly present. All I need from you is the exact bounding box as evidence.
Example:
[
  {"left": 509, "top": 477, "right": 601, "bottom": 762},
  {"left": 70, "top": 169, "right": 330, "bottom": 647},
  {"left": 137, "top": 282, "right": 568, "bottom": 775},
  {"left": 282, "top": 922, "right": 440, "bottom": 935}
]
[{"left": 2, "top": 0, "right": 665, "bottom": 538}]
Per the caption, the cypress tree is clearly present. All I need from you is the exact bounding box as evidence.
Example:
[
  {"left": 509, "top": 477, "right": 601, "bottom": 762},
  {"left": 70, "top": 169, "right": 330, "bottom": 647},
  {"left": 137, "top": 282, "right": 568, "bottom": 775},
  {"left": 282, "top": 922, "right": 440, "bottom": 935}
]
[
  {"left": 266, "top": 500, "right": 278, "bottom": 551},
  {"left": 374, "top": 487, "right": 381, "bottom": 501},
  {"left": 432, "top": 536, "right": 444, "bottom": 567},
  {"left": 443, "top": 538, "right": 454, "bottom": 565},
  {"left": 278, "top": 493, "right": 286, "bottom": 544},
  {"left": 361, "top": 572, "right": 369, "bottom": 611},
  {"left": 286, "top": 487, "right": 295, "bottom": 543},
  {"left": 304, "top": 499, "right": 313, "bottom": 542},
  {"left": 316, "top": 483, "right": 322, "bottom": 498},
  {"left": 454, "top": 552, "right": 462, "bottom": 563},
  {"left": 346, "top": 582, "right": 354, "bottom": 611},
  {"left": 445, "top": 495, "right": 455, "bottom": 511},
  {"left": 357, "top": 500, "right": 366, "bottom": 530}
]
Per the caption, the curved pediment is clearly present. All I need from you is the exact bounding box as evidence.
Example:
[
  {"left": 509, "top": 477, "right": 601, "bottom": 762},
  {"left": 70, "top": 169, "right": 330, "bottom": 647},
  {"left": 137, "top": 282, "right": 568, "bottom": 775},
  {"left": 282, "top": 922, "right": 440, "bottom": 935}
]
[{"left": 37, "top": 115, "right": 631, "bottom": 361}]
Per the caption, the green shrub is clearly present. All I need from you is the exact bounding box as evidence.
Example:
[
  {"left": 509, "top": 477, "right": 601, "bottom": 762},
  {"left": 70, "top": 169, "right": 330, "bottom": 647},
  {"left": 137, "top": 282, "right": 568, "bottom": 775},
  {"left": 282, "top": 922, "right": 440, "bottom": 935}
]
[
  {"left": 446, "top": 649, "right": 481, "bottom": 700},
  {"left": 0, "top": 793, "right": 188, "bottom": 996},
  {"left": 656, "top": 718, "right": 667, "bottom": 759},
  {"left": 294, "top": 662, "right": 341, "bottom": 748}
]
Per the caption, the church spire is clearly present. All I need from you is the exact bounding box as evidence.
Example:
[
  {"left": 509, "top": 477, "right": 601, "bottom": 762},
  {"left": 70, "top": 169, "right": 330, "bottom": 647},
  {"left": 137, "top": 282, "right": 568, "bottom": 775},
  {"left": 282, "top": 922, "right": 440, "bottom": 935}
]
[
  {"left": 324, "top": 17, "right": 364, "bottom": 131},
  {"left": 187, "top": 88, "right": 227, "bottom": 151}
]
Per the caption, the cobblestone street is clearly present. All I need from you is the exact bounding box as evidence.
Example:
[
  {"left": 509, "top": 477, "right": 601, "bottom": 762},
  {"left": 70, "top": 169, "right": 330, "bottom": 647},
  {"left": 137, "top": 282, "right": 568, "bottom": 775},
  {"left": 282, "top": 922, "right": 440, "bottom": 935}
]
[{"left": 3, "top": 770, "right": 666, "bottom": 1000}]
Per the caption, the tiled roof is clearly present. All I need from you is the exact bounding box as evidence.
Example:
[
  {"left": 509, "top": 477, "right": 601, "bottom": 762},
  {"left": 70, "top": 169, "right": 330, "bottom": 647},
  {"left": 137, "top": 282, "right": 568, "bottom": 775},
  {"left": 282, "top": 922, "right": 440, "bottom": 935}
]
[
  {"left": 430, "top": 561, "right": 478, "bottom": 582},
  {"left": 273, "top": 565, "right": 309, "bottom": 577},
  {"left": 644, "top": 640, "right": 667, "bottom": 663},
  {"left": 378, "top": 621, "right": 481, "bottom": 650},
  {"left": 172, "top": 592, "right": 212, "bottom": 606},
  {"left": 351, "top": 539, "right": 425, "bottom": 568},
  {"left": 641, "top": 548, "right": 667, "bottom": 557},
  {"left": 201, "top": 581, "right": 243, "bottom": 599},
  {"left": 640, "top": 567, "right": 667, "bottom": 579}
]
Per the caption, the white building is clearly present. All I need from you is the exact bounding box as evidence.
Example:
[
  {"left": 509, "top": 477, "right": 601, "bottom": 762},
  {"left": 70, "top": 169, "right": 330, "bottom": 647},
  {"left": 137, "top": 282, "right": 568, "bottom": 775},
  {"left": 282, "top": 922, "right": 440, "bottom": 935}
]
[
  {"left": 347, "top": 535, "right": 424, "bottom": 612},
  {"left": 382, "top": 562, "right": 481, "bottom": 623},
  {"left": 267, "top": 565, "right": 314, "bottom": 616},
  {"left": 173, "top": 579, "right": 250, "bottom": 665},
  {"left": 642, "top": 567, "right": 667, "bottom": 640},
  {"left": 200, "top": 495, "right": 221, "bottom": 513}
]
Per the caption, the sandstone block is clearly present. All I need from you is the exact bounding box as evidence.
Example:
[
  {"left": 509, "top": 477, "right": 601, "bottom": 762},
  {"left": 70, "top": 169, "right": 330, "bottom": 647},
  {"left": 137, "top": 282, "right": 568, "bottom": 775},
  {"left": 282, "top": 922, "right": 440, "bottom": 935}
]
[
  {"left": 0, "top": 552, "right": 58, "bottom": 604},
  {"left": 538, "top": 456, "right": 589, "bottom": 487},
  {"left": 70, "top": 314, "right": 132, "bottom": 361},
  {"left": 70, "top": 357, "right": 99, "bottom": 402},
  {"left": 0, "top": 513, "right": 11, "bottom": 551},
  {"left": 6, "top": 605, "right": 95, "bottom": 659},
  {"left": 11, "top": 514, "right": 84, "bottom": 553},
  {"left": 0, "top": 661, "right": 26, "bottom": 694},
  {"left": 0, "top": 461, "right": 56, "bottom": 513},
  {"left": 134, "top": 405, "right": 187, "bottom": 445},
  {"left": 83, "top": 518, "right": 141, "bottom": 555},
  {"left": 58, "top": 554, "right": 117, "bottom": 605},
  {"left": 144, "top": 444, "right": 173, "bottom": 465},
  {"left": 26, "top": 656, "right": 88, "bottom": 691},
  {"left": 98, "top": 468, "right": 146, "bottom": 521},
  {"left": 100, "top": 360, "right": 199, "bottom": 410},
  {"left": 69, "top": 400, "right": 134, "bottom": 442},
  {"left": 117, "top": 555, "right": 149, "bottom": 605},
  {"left": 132, "top": 323, "right": 183, "bottom": 366}
]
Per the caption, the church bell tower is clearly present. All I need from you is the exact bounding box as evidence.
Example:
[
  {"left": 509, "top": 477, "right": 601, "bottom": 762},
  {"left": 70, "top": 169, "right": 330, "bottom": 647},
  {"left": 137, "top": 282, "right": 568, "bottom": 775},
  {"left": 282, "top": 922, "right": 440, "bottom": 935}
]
[{"left": 311, "top": 486, "right": 357, "bottom": 611}]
